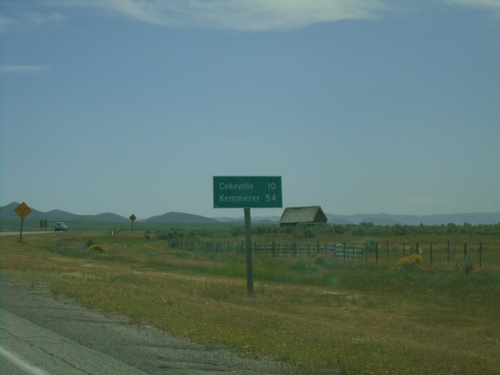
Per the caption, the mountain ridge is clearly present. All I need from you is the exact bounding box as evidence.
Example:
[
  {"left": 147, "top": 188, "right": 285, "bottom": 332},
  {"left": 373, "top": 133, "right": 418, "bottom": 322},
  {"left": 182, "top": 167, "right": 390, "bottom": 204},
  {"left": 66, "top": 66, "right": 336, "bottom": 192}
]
[
  {"left": 1, "top": 202, "right": 499, "bottom": 225},
  {"left": 144, "top": 212, "right": 219, "bottom": 224},
  {"left": 0, "top": 202, "right": 129, "bottom": 222}
]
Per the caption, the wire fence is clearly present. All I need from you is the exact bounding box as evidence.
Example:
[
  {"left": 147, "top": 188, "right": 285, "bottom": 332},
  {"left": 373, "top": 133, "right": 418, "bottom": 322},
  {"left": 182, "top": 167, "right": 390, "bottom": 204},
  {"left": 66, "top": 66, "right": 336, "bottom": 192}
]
[{"left": 175, "top": 238, "right": 494, "bottom": 268}]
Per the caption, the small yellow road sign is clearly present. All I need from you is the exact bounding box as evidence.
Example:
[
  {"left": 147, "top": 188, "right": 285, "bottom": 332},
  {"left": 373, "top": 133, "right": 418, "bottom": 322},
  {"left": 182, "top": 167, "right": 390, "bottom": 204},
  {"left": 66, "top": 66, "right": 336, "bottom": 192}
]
[
  {"left": 15, "top": 202, "right": 32, "bottom": 219},
  {"left": 129, "top": 214, "right": 137, "bottom": 222}
]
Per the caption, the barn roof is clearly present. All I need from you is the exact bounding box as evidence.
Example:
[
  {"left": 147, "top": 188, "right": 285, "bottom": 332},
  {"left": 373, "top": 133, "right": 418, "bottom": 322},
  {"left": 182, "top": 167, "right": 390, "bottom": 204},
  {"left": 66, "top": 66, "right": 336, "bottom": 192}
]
[{"left": 279, "top": 206, "right": 328, "bottom": 225}]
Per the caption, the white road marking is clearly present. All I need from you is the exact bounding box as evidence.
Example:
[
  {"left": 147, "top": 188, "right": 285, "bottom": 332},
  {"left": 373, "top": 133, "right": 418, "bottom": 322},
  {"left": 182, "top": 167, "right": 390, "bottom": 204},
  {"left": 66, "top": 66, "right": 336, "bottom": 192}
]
[{"left": 0, "top": 346, "right": 50, "bottom": 375}]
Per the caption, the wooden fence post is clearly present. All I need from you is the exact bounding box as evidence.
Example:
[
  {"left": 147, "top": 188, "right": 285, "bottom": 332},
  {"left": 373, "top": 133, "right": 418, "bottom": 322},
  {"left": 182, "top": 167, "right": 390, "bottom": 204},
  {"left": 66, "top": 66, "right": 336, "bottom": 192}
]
[
  {"left": 430, "top": 243, "right": 433, "bottom": 266},
  {"left": 479, "top": 242, "right": 482, "bottom": 267}
]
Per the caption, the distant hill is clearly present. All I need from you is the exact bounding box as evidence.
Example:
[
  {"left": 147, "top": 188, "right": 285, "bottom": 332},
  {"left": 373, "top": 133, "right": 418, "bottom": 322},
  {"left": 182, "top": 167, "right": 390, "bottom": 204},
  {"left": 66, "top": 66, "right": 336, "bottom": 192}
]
[
  {"left": 1, "top": 202, "right": 499, "bottom": 225},
  {"left": 82, "top": 212, "right": 129, "bottom": 222},
  {"left": 144, "top": 212, "right": 220, "bottom": 224},
  {"left": 0, "top": 202, "right": 25, "bottom": 220},
  {"left": 219, "top": 212, "right": 500, "bottom": 226},
  {"left": 327, "top": 212, "right": 500, "bottom": 225},
  {"left": 44, "top": 209, "right": 82, "bottom": 222},
  {"left": 0, "top": 202, "right": 128, "bottom": 222}
]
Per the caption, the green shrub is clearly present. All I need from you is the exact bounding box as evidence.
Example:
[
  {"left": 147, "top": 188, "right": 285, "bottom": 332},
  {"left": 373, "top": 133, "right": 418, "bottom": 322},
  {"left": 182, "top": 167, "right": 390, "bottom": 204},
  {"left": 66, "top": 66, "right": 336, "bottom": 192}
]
[
  {"left": 85, "top": 237, "right": 95, "bottom": 247},
  {"left": 457, "top": 256, "right": 474, "bottom": 275}
]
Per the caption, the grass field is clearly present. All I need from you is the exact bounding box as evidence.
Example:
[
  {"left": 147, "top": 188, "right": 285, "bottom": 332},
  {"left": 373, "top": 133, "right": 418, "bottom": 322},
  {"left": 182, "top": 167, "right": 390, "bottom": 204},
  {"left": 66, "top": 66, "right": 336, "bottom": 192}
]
[{"left": 1, "top": 228, "right": 499, "bottom": 374}]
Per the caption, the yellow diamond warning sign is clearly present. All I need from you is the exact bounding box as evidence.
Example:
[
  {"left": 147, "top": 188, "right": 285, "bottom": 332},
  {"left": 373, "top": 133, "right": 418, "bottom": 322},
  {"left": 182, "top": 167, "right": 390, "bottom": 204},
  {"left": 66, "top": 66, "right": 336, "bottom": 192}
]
[{"left": 15, "top": 202, "right": 32, "bottom": 219}]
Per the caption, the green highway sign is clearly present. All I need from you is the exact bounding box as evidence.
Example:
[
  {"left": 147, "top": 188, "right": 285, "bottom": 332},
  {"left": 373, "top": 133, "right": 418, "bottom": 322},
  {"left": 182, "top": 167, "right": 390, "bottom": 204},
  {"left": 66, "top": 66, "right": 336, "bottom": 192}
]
[
  {"left": 213, "top": 176, "right": 282, "bottom": 208},
  {"left": 214, "top": 176, "right": 282, "bottom": 295}
]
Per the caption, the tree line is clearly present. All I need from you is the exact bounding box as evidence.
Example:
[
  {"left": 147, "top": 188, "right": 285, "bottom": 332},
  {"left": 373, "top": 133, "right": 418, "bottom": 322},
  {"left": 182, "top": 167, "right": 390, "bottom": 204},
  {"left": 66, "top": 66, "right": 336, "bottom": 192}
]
[
  {"left": 152, "top": 222, "right": 500, "bottom": 244},
  {"left": 249, "top": 222, "right": 500, "bottom": 237}
]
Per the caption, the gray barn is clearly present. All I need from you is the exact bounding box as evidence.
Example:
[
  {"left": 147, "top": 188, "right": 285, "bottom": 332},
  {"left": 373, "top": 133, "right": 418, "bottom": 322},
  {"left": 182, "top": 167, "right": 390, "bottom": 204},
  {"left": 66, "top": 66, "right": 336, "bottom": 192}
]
[{"left": 279, "top": 206, "right": 328, "bottom": 227}]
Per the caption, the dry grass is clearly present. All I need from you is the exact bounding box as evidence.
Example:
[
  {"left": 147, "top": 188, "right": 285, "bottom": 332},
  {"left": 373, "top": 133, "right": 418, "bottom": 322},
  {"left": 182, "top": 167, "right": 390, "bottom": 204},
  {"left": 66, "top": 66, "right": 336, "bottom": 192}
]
[{"left": 1, "top": 232, "right": 499, "bottom": 374}]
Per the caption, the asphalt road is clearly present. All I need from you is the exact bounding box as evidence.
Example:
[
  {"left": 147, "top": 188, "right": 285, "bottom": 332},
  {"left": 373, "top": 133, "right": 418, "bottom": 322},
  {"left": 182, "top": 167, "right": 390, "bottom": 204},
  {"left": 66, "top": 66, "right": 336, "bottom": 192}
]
[
  {"left": 0, "top": 275, "right": 296, "bottom": 375},
  {"left": 0, "top": 231, "right": 53, "bottom": 237}
]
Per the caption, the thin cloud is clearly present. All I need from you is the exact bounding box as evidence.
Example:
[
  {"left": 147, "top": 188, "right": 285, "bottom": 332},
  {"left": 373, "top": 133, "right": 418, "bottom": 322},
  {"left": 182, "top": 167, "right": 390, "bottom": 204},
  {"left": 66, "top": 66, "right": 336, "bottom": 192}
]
[
  {"left": 444, "top": 0, "right": 500, "bottom": 12},
  {"left": 0, "top": 15, "right": 18, "bottom": 30},
  {"left": 3, "top": 1, "right": 499, "bottom": 33},
  {"left": 0, "top": 65, "right": 49, "bottom": 73},
  {"left": 49, "top": 0, "right": 388, "bottom": 31},
  {"left": 0, "top": 10, "right": 64, "bottom": 32}
]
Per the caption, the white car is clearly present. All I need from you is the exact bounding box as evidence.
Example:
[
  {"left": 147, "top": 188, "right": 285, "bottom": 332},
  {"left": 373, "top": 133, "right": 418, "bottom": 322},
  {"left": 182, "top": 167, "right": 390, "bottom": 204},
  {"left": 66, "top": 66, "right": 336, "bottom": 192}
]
[{"left": 55, "top": 222, "right": 68, "bottom": 232}]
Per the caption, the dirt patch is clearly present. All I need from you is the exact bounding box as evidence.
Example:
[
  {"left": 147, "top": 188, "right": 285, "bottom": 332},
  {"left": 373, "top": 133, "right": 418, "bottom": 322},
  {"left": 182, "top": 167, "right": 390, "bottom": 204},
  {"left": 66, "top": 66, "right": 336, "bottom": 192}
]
[{"left": 0, "top": 273, "right": 298, "bottom": 374}]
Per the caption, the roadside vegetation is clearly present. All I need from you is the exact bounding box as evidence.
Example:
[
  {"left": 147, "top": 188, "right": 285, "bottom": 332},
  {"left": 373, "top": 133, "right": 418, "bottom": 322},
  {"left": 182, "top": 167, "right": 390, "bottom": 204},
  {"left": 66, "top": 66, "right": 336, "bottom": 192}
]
[{"left": 1, "top": 224, "right": 499, "bottom": 374}]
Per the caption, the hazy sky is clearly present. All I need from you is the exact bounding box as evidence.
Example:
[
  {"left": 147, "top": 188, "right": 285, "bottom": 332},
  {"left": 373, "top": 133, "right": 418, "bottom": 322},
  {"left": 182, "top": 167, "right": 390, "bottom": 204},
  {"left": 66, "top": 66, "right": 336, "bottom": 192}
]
[{"left": 1, "top": 0, "right": 499, "bottom": 219}]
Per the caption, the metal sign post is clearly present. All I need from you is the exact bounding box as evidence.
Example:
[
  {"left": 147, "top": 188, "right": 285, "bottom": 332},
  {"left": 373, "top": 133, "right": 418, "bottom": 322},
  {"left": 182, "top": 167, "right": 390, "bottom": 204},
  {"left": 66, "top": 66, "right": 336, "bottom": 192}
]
[
  {"left": 129, "top": 214, "right": 137, "bottom": 232},
  {"left": 15, "top": 202, "right": 32, "bottom": 243},
  {"left": 244, "top": 208, "right": 254, "bottom": 296},
  {"left": 214, "top": 176, "right": 282, "bottom": 296}
]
